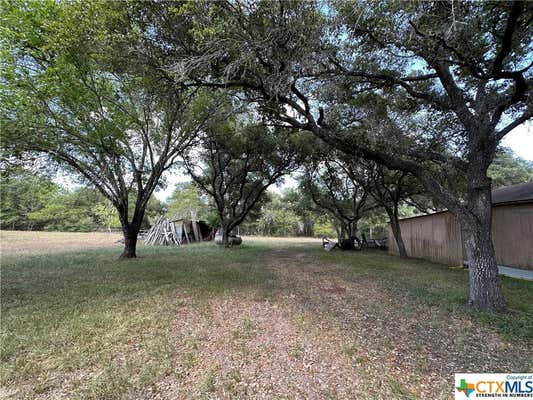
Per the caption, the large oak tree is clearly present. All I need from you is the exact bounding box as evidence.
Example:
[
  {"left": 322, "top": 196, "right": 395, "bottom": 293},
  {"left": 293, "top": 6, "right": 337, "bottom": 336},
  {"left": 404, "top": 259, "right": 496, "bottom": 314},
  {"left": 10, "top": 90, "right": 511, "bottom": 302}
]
[
  {"left": 301, "top": 154, "right": 376, "bottom": 243},
  {"left": 1, "top": 1, "right": 210, "bottom": 257},
  {"left": 183, "top": 105, "right": 306, "bottom": 247},
  {"left": 152, "top": 0, "right": 531, "bottom": 311}
]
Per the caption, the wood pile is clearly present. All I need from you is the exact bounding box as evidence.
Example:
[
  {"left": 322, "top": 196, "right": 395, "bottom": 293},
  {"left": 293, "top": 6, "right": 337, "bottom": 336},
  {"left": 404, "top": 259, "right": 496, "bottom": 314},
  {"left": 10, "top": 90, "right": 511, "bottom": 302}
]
[{"left": 143, "top": 217, "right": 182, "bottom": 246}]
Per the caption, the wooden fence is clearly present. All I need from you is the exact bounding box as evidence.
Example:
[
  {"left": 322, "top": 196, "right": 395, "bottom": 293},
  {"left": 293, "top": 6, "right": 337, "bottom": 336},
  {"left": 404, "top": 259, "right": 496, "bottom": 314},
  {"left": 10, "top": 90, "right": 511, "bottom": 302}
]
[{"left": 388, "top": 203, "right": 533, "bottom": 270}]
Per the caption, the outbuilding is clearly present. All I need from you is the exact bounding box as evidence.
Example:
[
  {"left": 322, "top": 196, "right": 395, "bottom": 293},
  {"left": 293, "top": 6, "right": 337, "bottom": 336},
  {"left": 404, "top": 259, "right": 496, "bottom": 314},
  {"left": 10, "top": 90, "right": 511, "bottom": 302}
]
[
  {"left": 387, "top": 182, "right": 533, "bottom": 270},
  {"left": 143, "top": 218, "right": 213, "bottom": 246}
]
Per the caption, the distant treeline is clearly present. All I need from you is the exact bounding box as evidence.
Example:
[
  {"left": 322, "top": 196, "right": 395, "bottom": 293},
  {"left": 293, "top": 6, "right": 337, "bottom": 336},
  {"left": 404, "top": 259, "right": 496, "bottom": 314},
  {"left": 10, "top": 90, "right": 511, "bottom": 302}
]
[
  {"left": 2, "top": 146, "right": 531, "bottom": 236},
  {"left": 0, "top": 168, "right": 361, "bottom": 237},
  {"left": 0, "top": 168, "right": 163, "bottom": 232}
]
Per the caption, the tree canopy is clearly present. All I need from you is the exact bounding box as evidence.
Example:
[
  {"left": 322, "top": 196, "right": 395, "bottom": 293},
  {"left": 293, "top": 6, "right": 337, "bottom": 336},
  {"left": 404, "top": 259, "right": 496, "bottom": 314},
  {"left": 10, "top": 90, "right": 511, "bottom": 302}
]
[
  {"left": 301, "top": 153, "right": 376, "bottom": 241},
  {"left": 183, "top": 103, "right": 308, "bottom": 245},
  {"left": 489, "top": 147, "right": 533, "bottom": 188},
  {"left": 1, "top": 0, "right": 212, "bottom": 257},
  {"left": 139, "top": 0, "right": 532, "bottom": 311},
  {"left": 1, "top": 0, "right": 531, "bottom": 311},
  {"left": 166, "top": 182, "right": 210, "bottom": 221}
]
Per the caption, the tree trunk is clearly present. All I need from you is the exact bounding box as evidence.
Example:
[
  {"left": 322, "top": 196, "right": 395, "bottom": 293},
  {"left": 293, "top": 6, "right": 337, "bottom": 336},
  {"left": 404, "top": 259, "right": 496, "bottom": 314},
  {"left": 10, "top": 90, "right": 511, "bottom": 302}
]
[
  {"left": 305, "top": 220, "right": 314, "bottom": 237},
  {"left": 221, "top": 225, "right": 230, "bottom": 248},
  {"left": 349, "top": 221, "right": 358, "bottom": 238},
  {"left": 334, "top": 224, "right": 341, "bottom": 243},
  {"left": 460, "top": 190, "right": 506, "bottom": 312},
  {"left": 338, "top": 224, "right": 346, "bottom": 243},
  {"left": 388, "top": 209, "right": 407, "bottom": 258},
  {"left": 120, "top": 225, "right": 140, "bottom": 259}
]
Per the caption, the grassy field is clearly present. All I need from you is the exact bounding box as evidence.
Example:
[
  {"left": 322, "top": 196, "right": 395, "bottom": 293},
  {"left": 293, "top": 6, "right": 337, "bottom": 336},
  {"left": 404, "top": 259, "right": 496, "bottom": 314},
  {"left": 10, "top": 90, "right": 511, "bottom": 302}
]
[
  {"left": 0, "top": 230, "right": 122, "bottom": 256},
  {"left": 1, "top": 232, "right": 532, "bottom": 399}
]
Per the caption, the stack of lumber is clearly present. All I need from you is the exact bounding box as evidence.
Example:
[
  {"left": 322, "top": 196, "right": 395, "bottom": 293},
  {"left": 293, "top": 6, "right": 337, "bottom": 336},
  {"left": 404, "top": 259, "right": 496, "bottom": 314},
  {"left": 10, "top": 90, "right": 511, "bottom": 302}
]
[{"left": 143, "top": 217, "right": 182, "bottom": 246}]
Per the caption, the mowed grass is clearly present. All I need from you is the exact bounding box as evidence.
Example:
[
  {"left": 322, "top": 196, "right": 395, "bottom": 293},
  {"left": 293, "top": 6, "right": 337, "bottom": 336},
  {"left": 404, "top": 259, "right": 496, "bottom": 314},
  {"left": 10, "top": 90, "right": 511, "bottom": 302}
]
[
  {"left": 1, "top": 242, "right": 275, "bottom": 399},
  {"left": 0, "top": 230, "right": 122, "bottom": 256},
  {"left": 313, "top": 249, "right": 533, "bottom": 340},
  {"left": 1, "top": 234, "right": 532, "bottom": 399}
]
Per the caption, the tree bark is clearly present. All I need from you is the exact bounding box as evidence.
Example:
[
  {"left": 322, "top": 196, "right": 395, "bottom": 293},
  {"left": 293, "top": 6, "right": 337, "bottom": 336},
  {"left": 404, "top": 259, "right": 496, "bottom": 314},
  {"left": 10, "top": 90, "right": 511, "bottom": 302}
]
[
  {"left": 221, "top": 224, "right": 230, "bottom": 248},
  {"left": 120, "top": 224, "right": 140, "bottom": 259},
  {"left": 339, "top": 224, "right": 346, "bottom": 242},
  {"left": 387, "top": 208, "right": 407, "bottom": 258},
  {"left": 349, "top": 221, "right": 358, "bottom": 238},
  {"left": 304, "top": 219, "right": 313, "bottom": 237},
  {"left": 117, "top": 203, "right": 144, "bottom": 259},
  {"left": 460, "top": 189, "right": 506, "bottom": 312}
]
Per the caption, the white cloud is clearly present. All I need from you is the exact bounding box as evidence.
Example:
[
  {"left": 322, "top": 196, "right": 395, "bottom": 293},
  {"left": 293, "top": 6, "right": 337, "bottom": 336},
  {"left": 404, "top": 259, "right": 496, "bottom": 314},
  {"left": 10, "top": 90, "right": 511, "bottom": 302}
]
[{"left": 502, "top": 121, "right": 533, "bottom": 161}]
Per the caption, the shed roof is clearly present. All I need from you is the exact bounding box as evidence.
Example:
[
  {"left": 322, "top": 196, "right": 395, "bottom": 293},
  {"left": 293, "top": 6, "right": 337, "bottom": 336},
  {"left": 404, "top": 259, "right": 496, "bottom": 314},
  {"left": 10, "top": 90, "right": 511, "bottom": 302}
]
[
  {"left": 397, "top": 182, "right": 533, "bottom": 222},
  {"left": 492, "top": 182, "right": 533, "bottom": 205}
]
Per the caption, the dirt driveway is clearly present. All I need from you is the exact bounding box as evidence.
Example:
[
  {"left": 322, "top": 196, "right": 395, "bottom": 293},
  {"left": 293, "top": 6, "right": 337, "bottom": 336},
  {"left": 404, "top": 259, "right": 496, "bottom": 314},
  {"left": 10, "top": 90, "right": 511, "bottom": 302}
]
[{"left": 146, "top": 246, "right": 532, "bottom": 399}]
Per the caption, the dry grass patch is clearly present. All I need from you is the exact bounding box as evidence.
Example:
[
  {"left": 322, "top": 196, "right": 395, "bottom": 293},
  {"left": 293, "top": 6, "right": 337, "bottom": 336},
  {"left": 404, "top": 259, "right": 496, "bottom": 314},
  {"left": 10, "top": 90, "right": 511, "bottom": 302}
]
[
  {"left": 152, "top": 296, "right": 362, "bottom": 399},
  {"left": 265, "top": 248, "right": 533, "bottom": 399},
  {"left": 0, "top": 230, "right": 122, "bottom": 257}
]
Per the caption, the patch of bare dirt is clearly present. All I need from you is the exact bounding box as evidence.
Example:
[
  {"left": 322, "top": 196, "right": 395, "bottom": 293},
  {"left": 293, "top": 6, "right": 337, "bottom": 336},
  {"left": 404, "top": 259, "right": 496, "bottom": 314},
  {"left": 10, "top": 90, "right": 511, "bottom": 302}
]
[
  {"left": 122, "top": 246, "right": 531, "bottom": 399},
  {"left": 148, "top": 295, "right": 364, "bottom": 399}
]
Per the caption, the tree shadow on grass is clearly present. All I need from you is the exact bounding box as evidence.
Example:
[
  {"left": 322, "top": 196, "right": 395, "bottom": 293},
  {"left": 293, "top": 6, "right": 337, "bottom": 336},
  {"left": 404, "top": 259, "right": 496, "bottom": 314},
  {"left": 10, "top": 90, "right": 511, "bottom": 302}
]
[
  {"left": 309, "top": 247, "right": 533, "bottom": 339},
  {"left": 267, "top": 246, "right": 533, "bottom": 398}
]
